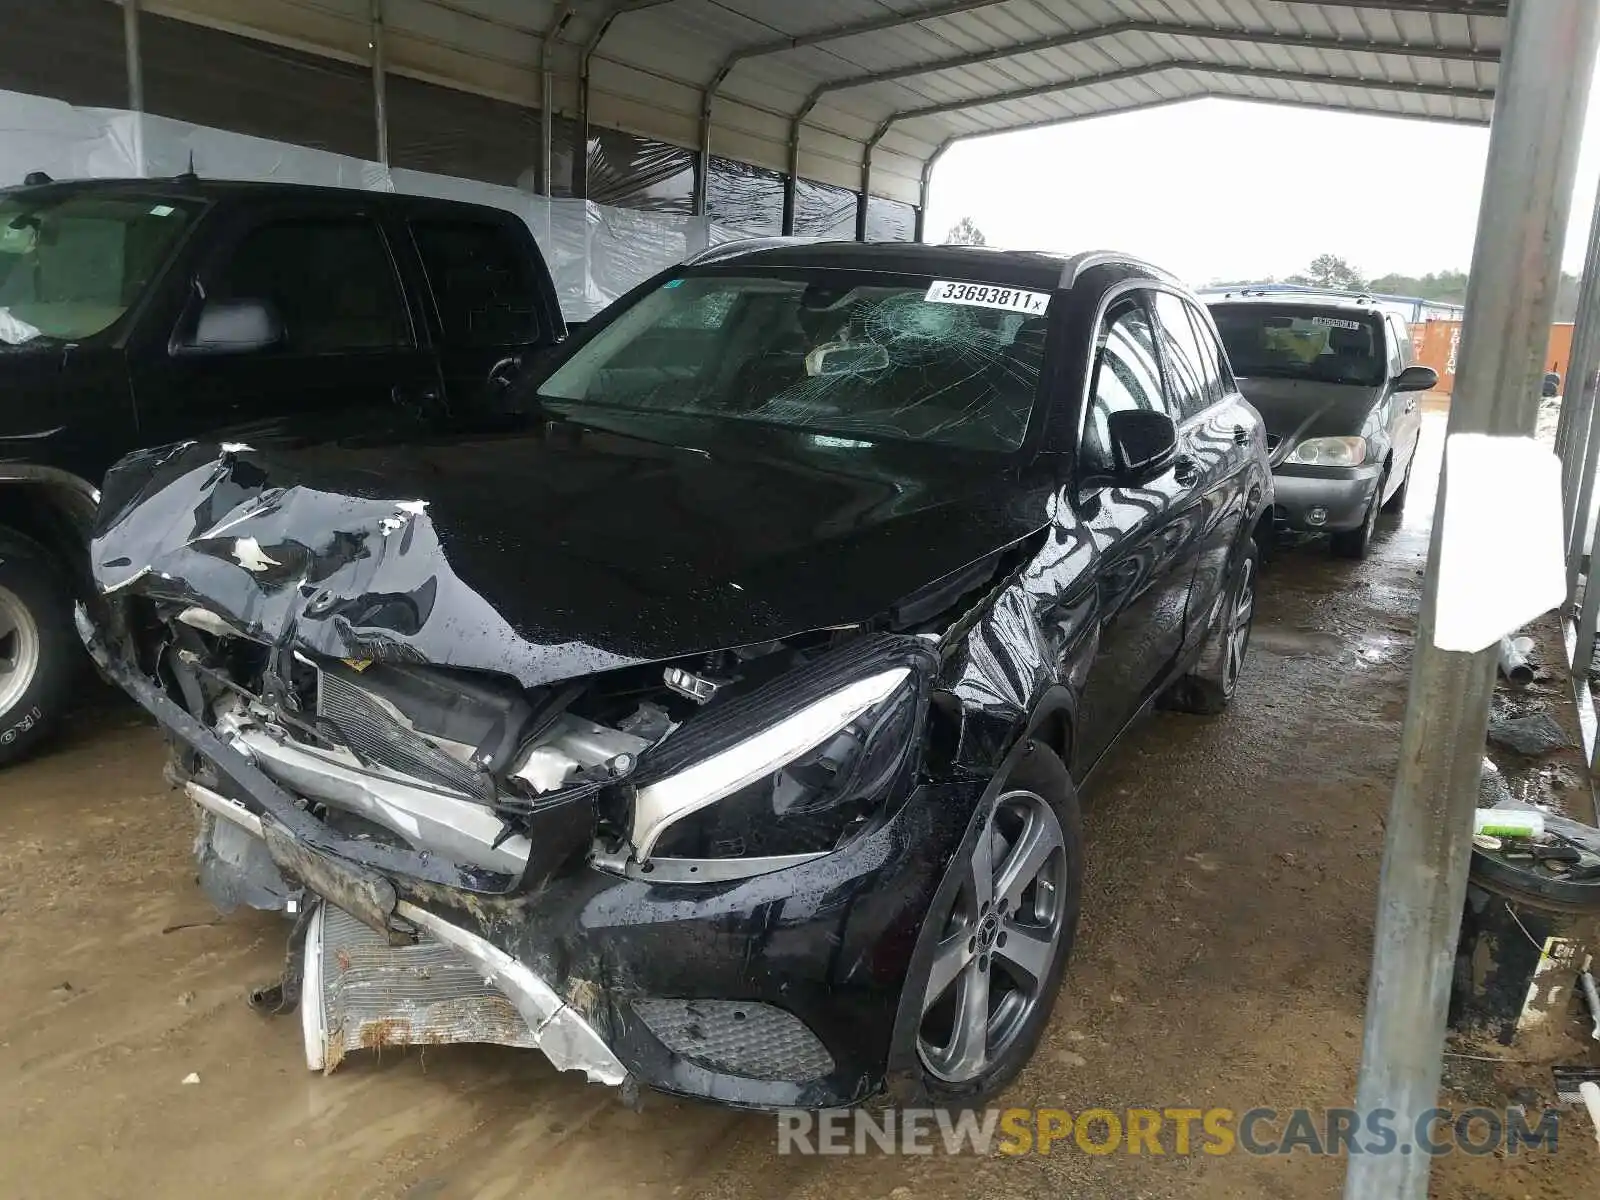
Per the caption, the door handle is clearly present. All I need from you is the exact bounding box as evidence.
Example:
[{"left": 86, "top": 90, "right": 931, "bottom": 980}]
[
  {"left": 1232, "top": 425, "right": 1250, "bottom": 445},
  {"left": 488, "top": 355, "right": 523, "bottom": 390}
]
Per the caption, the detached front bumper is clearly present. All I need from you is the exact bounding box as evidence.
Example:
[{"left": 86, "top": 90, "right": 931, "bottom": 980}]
[
  {"left": 1271, "top": 463, "right": 1381, "bottom": 533},
  {"left": 80, "top": 608, "right": 979, "bottom": 1109}
]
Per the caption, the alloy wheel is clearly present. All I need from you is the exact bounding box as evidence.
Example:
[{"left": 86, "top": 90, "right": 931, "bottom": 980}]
[
  {"left": 917, "top": 789, "right": 1069, "bottom": 1083},
  {"left": 0, "top": 584, "right": 41, "bottom": 717},
  {"left": 1222, "top": 556, "right": 1256, "bottom": 694}
]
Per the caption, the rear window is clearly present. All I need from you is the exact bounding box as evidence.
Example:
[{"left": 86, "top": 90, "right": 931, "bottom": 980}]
[
  {"left": 411, "top": 218, "right": 544, "bottom": 346},
  {"left": 1210, "top": 305, "right": 1386, "bottom": 387},
  {"left": 535, "top": 271, "right": 1051, "bottom": 451}
]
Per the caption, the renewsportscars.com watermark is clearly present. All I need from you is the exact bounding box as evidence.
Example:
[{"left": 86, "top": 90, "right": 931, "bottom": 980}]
[{"left": 776, "top": 1106, "right": 1563, "bottom": 1158}]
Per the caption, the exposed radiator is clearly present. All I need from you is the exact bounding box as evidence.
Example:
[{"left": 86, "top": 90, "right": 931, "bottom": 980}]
[{"left": 317, "top": 669, "right": 485, "bottom": 797}]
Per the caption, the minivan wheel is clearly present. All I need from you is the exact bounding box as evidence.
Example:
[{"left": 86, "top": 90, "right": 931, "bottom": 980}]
[
  {"left": 1330, "top": 479, "right": 1383, "bottom": 560},
  {"left": 1381, "top": 461, "right": 1411, "bottom": 515},
  {"left": 0, "top": 549, "right": 75, "bottom": 767},
  {"left": 913, "top": 747, "right": 1082, "bottom": 1105}
]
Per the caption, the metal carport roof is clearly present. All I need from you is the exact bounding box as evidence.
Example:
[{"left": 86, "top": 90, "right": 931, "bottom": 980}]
[{"left": 140, "top": 0, "right": 1506, "bottom": 219}]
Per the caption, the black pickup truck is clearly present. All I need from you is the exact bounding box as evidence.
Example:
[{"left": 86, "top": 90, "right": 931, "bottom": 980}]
[{"left": 0, "top": 175, "right": 565, "bottom": 764}]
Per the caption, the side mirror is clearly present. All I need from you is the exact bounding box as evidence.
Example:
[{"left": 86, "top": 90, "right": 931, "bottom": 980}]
[
  {"left": 1394, "top": 364, "right": 1438, "bottom": 393},
  {"left": 175, "top": 298, "right": 284, "bottom": 356},
  {"left": 1106, "top": 409, "right": 1178, "bottom": 484},
  {"left": 1543, "top": 371, "right": 1561, "bottom": 398}
]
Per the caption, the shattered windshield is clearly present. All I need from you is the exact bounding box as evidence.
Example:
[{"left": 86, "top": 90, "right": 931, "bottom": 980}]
[
  {"left": 1210, "top": 305, "right": 1386, "bottom": 387},
  {"left": 535, "top": 271, "right": 1050, "bottom": 451},
  {"left": 0, "top": 192, "right": 199, "bottom": 343}
]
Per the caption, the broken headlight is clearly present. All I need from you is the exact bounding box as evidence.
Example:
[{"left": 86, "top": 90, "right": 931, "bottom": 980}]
[{"left": 632, "top": 667, "right": 920, "bottom": 870}]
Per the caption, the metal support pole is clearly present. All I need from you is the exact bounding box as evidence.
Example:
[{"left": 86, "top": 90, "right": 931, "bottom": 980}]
[
  {"left": 1555, "top": 179, "right": 1600, "bottom": 487},
  {"left": 370, "top": 0, "right": 389, "bottom": 167},
  {"left": 1343, "top": 4, "right": 1600, "bottom": 1199},
  {"left": 540, "top": 3, "right": 575, "bottom": 196},
  {"left": 1562, "top": 185, "right": 1600, "bottom": 603},
  {"left": 857, "top": 124, "right": 889, "bottom": 242},
  {"left": 915, "top": 139, "right": 952, "bottom": 243},
  {"left": 693, "top": 85, "right": 716, "bottom": 216},
  {"left": 781, "top": 118, "right": 802, "bottom": 236},
  {"left": 122, "top": 0, "right": 145, "bottom": 176},
  {"left": 576, "top": 11, "right": 622, "bottom": 202}
]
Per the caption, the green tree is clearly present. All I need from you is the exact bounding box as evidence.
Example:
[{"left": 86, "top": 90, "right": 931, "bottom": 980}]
[
  {"left": 945, "top": 216, "right": 987, "bottom": 246},
  {"left": 1289, "top": 253, "right": 1367, "bottom": 291}
]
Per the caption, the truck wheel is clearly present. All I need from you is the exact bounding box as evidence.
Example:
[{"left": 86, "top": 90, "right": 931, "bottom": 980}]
[{"left": 0, "top": 547, "right": 75, "bottom": 766}]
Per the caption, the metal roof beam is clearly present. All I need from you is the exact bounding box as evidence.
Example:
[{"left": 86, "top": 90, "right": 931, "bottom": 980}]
[
  {"left": 1276, "top": 1, "right": 1505, "bottom": 12},
  {"left": 859, "top": 58, "right": 1491, "bottom": 210},
  {"left": 796, "top": 20, "right": 1498, "bottom": 122},
  {"left": 871, "top": 59, "right": 1495, "bottom": 139},
  {"left": 707, "top": 0, "right": 1015, "bottom": 94}
]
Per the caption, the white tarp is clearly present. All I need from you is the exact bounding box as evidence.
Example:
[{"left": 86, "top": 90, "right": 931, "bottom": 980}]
[{"left": 0, "top": 87, "right": 753, "bottom": 319}]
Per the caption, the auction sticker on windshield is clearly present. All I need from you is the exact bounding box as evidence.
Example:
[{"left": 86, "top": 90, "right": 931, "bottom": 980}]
[{"left": 925, "top": 281, "right": 1050, "bottom": 315}]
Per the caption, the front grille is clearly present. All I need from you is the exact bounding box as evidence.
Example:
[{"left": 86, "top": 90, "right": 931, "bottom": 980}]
[
  {"left": 631, "top": 998, "right": 835, "bottom": 1081},
  {"left": 317, "top": 670, "right": 485, "bottom": 796}
]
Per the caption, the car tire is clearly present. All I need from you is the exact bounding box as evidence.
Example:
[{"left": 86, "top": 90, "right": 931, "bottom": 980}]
[
  {"left": 1330, "top": 475, "right": 1384, "bottom": 560},
  {"left": 909, "top": 744, "right": 1083, "bottom": 1108},
  {"left": 0, "top": 545, "right": 76, "bottom": 767},
  {"left": 1381, "top": 461, "right": 1411, "bottom": 515},
  {"left": 1163, "top": 535, "right": 1259, "bottom": 715}
]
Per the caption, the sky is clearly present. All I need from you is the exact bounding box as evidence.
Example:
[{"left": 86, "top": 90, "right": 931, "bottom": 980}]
[{"left": 925, "top": 72, "right": 1600, "bottom": 290}]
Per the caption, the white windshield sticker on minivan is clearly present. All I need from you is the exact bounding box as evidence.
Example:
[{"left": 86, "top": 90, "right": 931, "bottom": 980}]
[
  {"left": 1310, "top": 316, "right": 1362, "bottom": 330},
  {"left": 924, "top": 281, "right": 1050, "bottom": 315}
]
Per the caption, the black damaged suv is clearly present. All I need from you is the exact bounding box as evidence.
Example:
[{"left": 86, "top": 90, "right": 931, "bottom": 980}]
[
  {"left": 0, "top": 176, "right": 563, "bottom": 763},
  {"left": 85, "top": 243, "right": 1271, "bottom": 1107}
]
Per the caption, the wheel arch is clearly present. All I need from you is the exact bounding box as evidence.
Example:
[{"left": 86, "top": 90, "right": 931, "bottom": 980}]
[{"left": 0, "top": 468, "right": 100, "bottom": 595}]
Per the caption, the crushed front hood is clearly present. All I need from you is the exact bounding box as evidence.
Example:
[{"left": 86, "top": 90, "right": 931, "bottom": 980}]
[{"left": 90, "top": 423, "right": 1042, "bottom": 687}]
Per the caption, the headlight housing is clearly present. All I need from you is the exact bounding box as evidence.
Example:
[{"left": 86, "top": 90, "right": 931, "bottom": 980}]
[
  {"left": 1286, "top": 436, "right": 1367, "bottom": 467},
  {"left": 631, "top": 666, "right": 920, "bottom": 874}
]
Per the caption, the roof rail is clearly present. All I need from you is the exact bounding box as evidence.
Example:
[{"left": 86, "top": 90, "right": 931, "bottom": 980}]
[
  {"left": 1058, "top": 249, "right": 1176, "bottom": 289},
  {"left": 681, "top": 235, "right": 818, "bottom": 267}
]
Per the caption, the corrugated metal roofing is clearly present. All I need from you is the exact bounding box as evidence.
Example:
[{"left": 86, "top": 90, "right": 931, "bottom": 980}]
[{"left": 138, "top": 0, "right": 1506, "bottom": 207}]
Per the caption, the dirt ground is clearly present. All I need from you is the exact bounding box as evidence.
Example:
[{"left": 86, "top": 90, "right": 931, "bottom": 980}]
[{"left": 4, "top": 401, "right": 1598, "bottom": 1199}]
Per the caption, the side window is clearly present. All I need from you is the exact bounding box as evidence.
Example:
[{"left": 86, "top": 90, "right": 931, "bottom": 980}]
[
  {"left": 213, "top": 217, "right": 409, "bottom": 352},
  {"left": 1083, "top": 294, "right": 1171, "bottom": 475},
  {"left": 411, "top": 219, "right": 543, "bottom": 346},
  {"left": 1152, "top": 291, "right": 1210, "bottom": 419},
  {"left": 659, "top": 289, "right": 738, "bottom": 330},
  {"left": 1182, "top": 301, "right": 1229, "bottom": 408},
  {"left": 1388, "top": 315, "right": 1415, "bottom": 369}
]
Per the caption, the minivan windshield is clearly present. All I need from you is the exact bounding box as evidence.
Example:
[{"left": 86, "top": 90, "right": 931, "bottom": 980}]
[
  {"left": 1210, "top": 305, "right": 1386, "bottom": 387},
  {"left": 535, "top": 271, "right": 1049, "bottom": 451},
  {"left": 0, "top": 192, "right": 199, "bottom": 344}
]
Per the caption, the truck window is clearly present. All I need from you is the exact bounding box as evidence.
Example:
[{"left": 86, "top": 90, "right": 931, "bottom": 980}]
[
  {"left": 213, "top": 217, "right": 410, "bottom": 352},
  {"left": 410, "top": 219, "right": 543, "bottom": 346},
  {"left": 1184, "top": 301, "right": 1233, "bottom": 402},
  {"left": 0, "top": 193, "right": 198, "bottom": 342},
  {"left": 1152, "top": 291, "right": 1211, "bottom": 420},
  {"left": 1083, "top": 293, "right": 1173, "bottom": 475}
]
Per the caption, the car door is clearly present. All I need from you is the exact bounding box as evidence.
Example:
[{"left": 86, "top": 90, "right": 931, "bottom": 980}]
[
  {"left": 131, "top": 202, "right": 444, "bottom": 449},
  {"left": 1152, "top": 291, "right": 1255, "bottom": 658},
  {"left": 1385, "top": 313, "right": 1424, "bottom": 486},
  {"left": 405, "top": 213, "right": 561, "bottom": 419},
  {"left": 1070, "top": 289, "right": 1207, "bottom": 775}
]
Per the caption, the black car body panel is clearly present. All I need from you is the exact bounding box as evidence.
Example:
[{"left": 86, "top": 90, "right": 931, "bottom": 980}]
[
  {"left": 0, "top": 175, "right": 564, "bottom": 764},
  {"left": 86, "top": 243, "right": 1272, "bottom": 1107}
]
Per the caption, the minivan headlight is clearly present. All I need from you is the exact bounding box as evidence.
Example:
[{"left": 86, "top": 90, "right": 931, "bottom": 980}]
[
  {"left": 1287, "top": 436, "right": 1367, "bottom": 467},
  {"left": 631, "top": 667, "right": 918, "bottom": 869}
]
